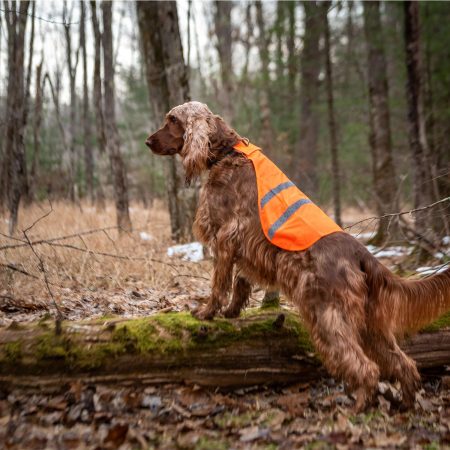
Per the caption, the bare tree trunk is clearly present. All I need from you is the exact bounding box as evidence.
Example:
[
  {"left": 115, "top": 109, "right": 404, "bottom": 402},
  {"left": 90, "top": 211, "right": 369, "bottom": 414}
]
[
  {"left": 274, "top": 1, "right": 285, "bottom": 83},
  {"left": 63, "top": 2, "right": 80, "bottom": 202},
  {"left": 29, "top": 59, "right": 44, "bottom": 202},
  {"left": 137, "top": 1, "right": 195, "bottom": 242},
  {"left": 101, "top": 1, "right": 132, "bottom": 232},
  {"left": 363, "top": 1, "right": 401, "bottom": 245},
  {"left": 2, "top": 1, "right": 30, "bottom": 234},
  {"left": 323, "top": 2, "right": 342, "bottom": 228},
  {"left": 294, "top": 1, "right": 321, "bottom": 197},
  {"left": 22, "top": 0, "right": 34, "bottom": 135},
  {"left": 286, "top": 1, "right": 296, "bottom": 95},
  {"left": 214, "top": 1, "right": 234, "bottom": 124},
  {"left": 90, "top": 1, "right": 106, "bottom": 209},
  {"left": 80, "top": 1, "right": 94, "bottom": 203},
  {"left": 43, "top": 72, "right": 68, "bottom": 152},
  {"left": 255, "top": 1, "right": 274, "bottom": 155},
  {"left": 403, "top": 1, "right": 437, "bottom": 246}
]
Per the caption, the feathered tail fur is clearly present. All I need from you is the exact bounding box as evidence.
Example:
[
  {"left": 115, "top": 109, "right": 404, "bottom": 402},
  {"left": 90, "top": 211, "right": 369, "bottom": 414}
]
[{"left": 361, "top": 252, "right": 450, "bottom": 334}]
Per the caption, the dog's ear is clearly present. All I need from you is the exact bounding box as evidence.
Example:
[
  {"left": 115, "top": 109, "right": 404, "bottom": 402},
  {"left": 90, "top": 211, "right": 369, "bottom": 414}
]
[{"left": 181, "top": 115, "right": 211, "bottom": 185}]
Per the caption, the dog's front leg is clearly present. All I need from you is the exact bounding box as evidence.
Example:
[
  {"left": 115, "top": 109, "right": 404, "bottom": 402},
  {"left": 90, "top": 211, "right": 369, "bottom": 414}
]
[{"left": 193, "top": 229, "right": 235, "bottom": 320}]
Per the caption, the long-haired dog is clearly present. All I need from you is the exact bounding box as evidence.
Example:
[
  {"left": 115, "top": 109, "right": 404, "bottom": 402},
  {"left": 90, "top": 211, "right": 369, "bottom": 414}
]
[{"left": 146, "top": 101, "right": 450, "bottom": 410}]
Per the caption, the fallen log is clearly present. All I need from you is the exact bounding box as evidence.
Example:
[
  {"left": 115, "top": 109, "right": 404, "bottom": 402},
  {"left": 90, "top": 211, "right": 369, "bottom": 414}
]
[{"left": 0, "top": 308, "right": 449, "bottom": 388}]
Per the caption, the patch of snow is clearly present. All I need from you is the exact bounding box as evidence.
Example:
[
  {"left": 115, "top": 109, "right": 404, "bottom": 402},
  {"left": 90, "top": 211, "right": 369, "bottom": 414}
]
[
  {"left": 139, "top": 231, "right": 153, "bottom": 241},
  {"left": 167, "top": 242, "right": 204, "bottom": 262},
  {"left": 366, "top": 245, "right": 377, "bottom": 254},
  {"left": 366, "top": 245, "right": 412, "bottom": 258},
  {"left": 442, "top": 236, "right": 450, "bottom": 246},
  {"left": 416, "top": 265, "right": 448, "bottom": 276},
  {"left": 351, "top": 232, "right": 374, "bottom": 240}
]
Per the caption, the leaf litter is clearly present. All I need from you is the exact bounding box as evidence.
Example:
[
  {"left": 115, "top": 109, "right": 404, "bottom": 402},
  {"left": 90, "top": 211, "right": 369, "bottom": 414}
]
[{"left": 0, "top": 375, "right": 449, "bottom": 449}]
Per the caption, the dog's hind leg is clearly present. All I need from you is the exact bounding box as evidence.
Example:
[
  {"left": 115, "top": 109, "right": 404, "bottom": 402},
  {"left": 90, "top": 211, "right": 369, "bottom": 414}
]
[
  {"left": 364, "top": 331, "right": 420, "bottom": 407},
  {"left": 223, "top": 276, "right": 252, "bottom": 318},
  {"left": 307, "top": 303, "right": 380, "bottom": 412}
]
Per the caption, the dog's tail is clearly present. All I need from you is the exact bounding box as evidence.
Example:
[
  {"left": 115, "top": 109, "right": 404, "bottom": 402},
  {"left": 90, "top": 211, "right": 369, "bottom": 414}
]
[{"left": 361, "top": 252, "right": 450, "bottom": 334}]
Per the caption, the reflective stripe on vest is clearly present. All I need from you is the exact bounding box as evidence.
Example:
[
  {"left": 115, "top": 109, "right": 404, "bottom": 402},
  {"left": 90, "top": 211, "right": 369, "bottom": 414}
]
[{"left": 233, "top": 140, "right": 343, "bottom": 251}]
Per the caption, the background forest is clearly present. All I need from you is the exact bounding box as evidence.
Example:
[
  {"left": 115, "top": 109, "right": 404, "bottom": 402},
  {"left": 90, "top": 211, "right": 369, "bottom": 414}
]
[
  {"left": 1, "top": 0, "right": 449, "bottom": 247},
  {"left": 1, "top": 2, "right": 450, "bottom": 449}
]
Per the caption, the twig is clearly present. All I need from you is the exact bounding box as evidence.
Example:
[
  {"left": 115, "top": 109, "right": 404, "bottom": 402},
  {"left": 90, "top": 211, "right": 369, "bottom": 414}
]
[
  {"left": 0, "top": 225, "right": 120, "bottom": 251},
  {"left": 345, "top": 196, "right": 450, "bottom": 230},
  {"left": 0, "top": 262, "right": 42, "bottom": 281},
  {"left": 172, "top": 274, "right": 211, "bottom": 281},
  {"left": 21, "top": 204, "right": 63, "bottom": 333},
  {"left": 0, "top": 7, "right": 86, "bottom": 25}
]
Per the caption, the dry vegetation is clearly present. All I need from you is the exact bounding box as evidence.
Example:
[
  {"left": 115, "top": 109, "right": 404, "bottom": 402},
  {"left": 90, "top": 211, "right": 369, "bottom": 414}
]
[
  {"left": 0, "top": 201, "right": 213, "bottom": 324},
  {"left": 1, "top": 200, "right": 446, "bottom": 327}
]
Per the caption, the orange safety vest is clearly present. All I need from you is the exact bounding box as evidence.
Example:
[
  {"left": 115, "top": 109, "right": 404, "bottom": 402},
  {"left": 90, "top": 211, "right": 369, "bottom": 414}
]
[{"left": 233, "top": 140, "right": 343, "bottom": 251}]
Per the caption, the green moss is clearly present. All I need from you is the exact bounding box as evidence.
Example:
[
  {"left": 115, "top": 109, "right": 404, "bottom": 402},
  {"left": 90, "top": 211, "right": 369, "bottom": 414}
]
[
  {"left": 3, "top": 341, "right": 22, "bottom": 362},
  {"left": 194, "top": 437, "right": 229, "bottom": 450},
  {"left": 36, "top": 333, "right": 75, "bottom": 361},
  {"left": 22, "top": 309, "right": 315, "bottom": 372},
  {"left": 422, "top": 311, "right": 450, "bottom": 332},
  {"left": 214, "top": 411, "right": 256, "bottom": 429}
]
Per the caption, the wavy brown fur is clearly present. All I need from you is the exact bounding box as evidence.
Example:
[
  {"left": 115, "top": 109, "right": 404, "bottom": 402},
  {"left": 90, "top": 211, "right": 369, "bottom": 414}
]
[{"left": 146, "top": 101, "right": 450, "bottom": 411}]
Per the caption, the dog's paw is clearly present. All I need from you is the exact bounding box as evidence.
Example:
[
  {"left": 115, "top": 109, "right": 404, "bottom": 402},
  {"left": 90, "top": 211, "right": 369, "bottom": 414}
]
[
  {"left": 223, "top": 307, "right": 241, "bottom": 319},
  {"left": 192, "top": 305, "right": 217, "bottom": 321}
]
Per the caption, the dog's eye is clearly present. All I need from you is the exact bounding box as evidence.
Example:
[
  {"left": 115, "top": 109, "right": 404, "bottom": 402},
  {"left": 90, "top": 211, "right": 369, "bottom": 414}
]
[{"left": 169, "top": 116, "right": 178, "bottom": 124}]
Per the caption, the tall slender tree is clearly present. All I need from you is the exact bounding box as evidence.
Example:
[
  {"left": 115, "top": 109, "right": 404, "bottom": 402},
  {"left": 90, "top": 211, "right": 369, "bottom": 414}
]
[
  {"left": 101, "top": 1, "right": 132, "bottom": 232},
  {"left": 80, "top": 1, "right": 94, "bottom": 203},
  {"left": 403, "top": 1, "right": 440, "bottom": 244},
  {"left": 214, "top": 1, "right": 234, "bottom": 124},
  {"left": 323, "top": 2, "right": 342, "bottom": 227},
  {"left": 286, "top": 1, "right": 296, "bottom": 95},
  {"left": 63, "top": 1, "right": 80, "bottom": 201},
  {"left": 363, "top": 1, "right": 401, "bottom": 244},
  {"left": 255, "top": 1, "right": 273, "bottom": 155},
  {"left": 294, "top": 1, "right": 322, "bottom": 196},
  {"left": 1, "top": 1, "right": 30, "bottom": 234},
  {"left": 29, "top": 58, "right": 45, "bottom": 202},
  {"left": 137, "top": 1, "right": 195, "bottom": 242}
]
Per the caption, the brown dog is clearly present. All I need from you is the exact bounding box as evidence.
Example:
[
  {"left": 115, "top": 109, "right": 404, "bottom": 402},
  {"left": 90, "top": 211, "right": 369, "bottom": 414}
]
[{"left": 146, "top": 101, "right": 450, "bottom": 410}]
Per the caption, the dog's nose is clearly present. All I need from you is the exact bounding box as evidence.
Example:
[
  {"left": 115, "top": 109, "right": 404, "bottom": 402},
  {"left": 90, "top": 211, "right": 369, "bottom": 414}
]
[{"left": 145, "top": 136, "right": 154, "bottom": 148}]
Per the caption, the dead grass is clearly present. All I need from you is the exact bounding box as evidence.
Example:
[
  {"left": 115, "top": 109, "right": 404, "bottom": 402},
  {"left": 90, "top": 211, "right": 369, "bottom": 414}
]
[{"left": 0, "top": 200, "right": 211, "bottom": 320}]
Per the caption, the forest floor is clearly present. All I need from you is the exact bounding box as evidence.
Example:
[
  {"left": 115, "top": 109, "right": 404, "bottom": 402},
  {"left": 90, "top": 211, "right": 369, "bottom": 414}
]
[{"left": 1, "top": 201, "right": 449, "bottom": 449}]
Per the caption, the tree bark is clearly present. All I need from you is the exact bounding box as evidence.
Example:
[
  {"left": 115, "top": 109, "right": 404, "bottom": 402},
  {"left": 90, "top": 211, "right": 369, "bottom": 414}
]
[
  {"left": 0, "top": 309, "right": 448, "bottom": 386},
  {"left": 137, "top": 1, "right": 195, "bottom": 242},
  {"left": 214, "top": 1, "right": 234, "bottom": 124},
  {"left": 63, "top": 2, "right": 80, "bottom": 202},
  {"left": 22, "top": 0, "right": 35, "bottom": 139},
  {"left": 1, "top": 1, "right": 30, "bottom": 234},
  {"left": 80, "top": 1, "right": 94, "bottom": 204},
  {"left": 403, "top": 2, "right": 437, "bottom": 247},
  {"left": 294, "top": 1, "right": 321, "bottom": 197},
  {"left": 363, "top": 1, "right": 401, "bottom": 245},
  {"left": 255, "top": 1, "right": 274, "bottom": 156},
  {"left": 274, "top": 1, "right": 285, "bottom": 83},
  {"left": 89, "top": 1, "right": 106, "bottom": 209},
  {"left": 286, "top": 1, "right": 296, "bottom": 95},
  {"left": 323, "top": 2, "right": 342, "bottom": 228},
  {"left": 101, "top": 1, "right": 132, "bottom": 232},
  {"left": 28, "top": 59, "right": 44, "bottom": 202}
]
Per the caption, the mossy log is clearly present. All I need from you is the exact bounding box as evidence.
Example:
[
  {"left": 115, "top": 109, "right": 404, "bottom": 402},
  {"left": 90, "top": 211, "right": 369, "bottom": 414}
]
[{"left": 0, "top": 308, "right": 449, "bottom": 389}]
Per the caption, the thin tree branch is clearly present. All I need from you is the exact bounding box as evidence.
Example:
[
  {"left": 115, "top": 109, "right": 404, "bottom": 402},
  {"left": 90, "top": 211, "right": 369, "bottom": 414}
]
[{"left": 345, "top": 197, "right": 450, "bottom": 230}]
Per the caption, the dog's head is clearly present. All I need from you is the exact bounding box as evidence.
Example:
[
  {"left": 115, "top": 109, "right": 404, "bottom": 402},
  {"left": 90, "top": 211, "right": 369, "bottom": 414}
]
[{"left": 146, "top": 101, "right": 241, "bottom": 184}]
